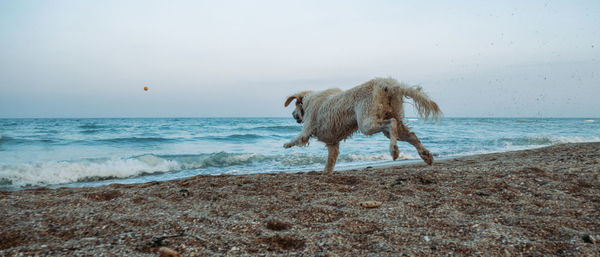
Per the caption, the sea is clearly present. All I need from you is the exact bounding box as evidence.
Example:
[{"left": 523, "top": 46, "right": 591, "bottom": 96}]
[{"left": 0, "top": 117, "right": 598, "bottom": 190}]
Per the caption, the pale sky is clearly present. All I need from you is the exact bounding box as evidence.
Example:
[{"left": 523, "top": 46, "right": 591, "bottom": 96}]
[{"left": 1, "top": 0, "right": 599, "bottom": 118}]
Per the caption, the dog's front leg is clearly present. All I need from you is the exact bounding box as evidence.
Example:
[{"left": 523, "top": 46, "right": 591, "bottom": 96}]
[
  {"left": 284, "top": 133, "right": 310, "bottom": 148},
  {"left": 397, "top": 123, "right": 433, "bottom": 165}
]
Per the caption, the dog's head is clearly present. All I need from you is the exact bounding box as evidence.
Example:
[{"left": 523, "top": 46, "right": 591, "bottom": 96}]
[{"left": 284, "top": 91, "right": 311, "bottom": 123}]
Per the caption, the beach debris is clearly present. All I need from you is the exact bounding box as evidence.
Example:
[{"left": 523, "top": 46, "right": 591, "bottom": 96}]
[
  {"left": 266, "top": 219, "right": 292, "bottom": 231},
  {"left": 149, "top": 232, "right": 207, "bottom": 248},
  {"left": 150, "top": 232, "right": 184, "bottom": 247},
  {"left": 358, "top": 201, "right": 382, "bottom": 208},
  {"left": 424, "top": 236, "right": 431, "bottom": 242},
  {"left": 391, "top": 177, "right": 406, "bottom": 186},
  {"left": 85, "top": 190, "right": 122, "bottom": 201},
  {"left": 179, "top": 189, "right": 189, "bottom": 197},
  {"left": 158, "top": 247, "right": 181, "bottom": 257},
  {"left": 418, "top": 176, "right": 435, "bottom": 185},
  {"left": 144, "top": 86, "right": 149, "bottom": 91},
  {"left": 582, "top": 234, "right": 599, "bottom": 244},
  {"left": 476, "top": 191, "right": 490, "bottom": 197}
]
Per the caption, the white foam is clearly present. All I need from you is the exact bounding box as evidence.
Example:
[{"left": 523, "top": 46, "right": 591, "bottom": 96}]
[
  {"left": 223, "top": 170, "right": 242, "bottom": 175},
  {"left": 343, "top": 153, "right": 416, "bottom": 161},
  {"left": 584, "top": 120, "right": 595, "bottom": 123},
  {"left": 551, "top": 136, "right": 600, "bottom": 144},
  {"left": 0, "top": 156, "right": 179, "bottom": 187},
  {"left": 445, "top": 135, "right": 600, "bottom": 159}
]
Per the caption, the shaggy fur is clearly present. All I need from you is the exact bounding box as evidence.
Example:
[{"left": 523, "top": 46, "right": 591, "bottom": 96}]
[{"left": 284, "top": 77, "right": 442, "bottom": 174}]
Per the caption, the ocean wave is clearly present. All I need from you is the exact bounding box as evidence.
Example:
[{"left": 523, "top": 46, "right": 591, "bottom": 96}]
[
  {"left": 249, "top": 125, "right": 301, "bottom": 132},
  {"left": 0, "top": 156, "right": 179, "bottom": 188},
  {"left": 515, "top": 119, "right": 541, "bottom": 123},
  {"left": 0, "top": 136, "right": 56, "bottom": 145},
  {"left": 162, "top": 152, "right": 266, "bottom": 169},
  {"left": 94, "top": 137, "right": 177, "bottom": 144},
  {"left": 496, "top": 135, "right": 600, "bottom": 146},
  {"left": 79, "top": 123, "right": 104, "bottom": 129},
  {"left": 80, "top": 129, "right": 100, "bottom": 134},
  {"left": 0, "top": 151, "right": 415, "bottom": 188},
  {"left": 78, "top": 123, "right": 106, "bottom": 134},
  {"left": 195, "top": 134, "right": 270, "bottom": 142}
]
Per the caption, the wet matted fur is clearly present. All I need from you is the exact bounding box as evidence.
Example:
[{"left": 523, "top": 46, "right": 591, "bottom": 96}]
[{"left": 284, "top": 77, "right": 442, "bottom": 174}]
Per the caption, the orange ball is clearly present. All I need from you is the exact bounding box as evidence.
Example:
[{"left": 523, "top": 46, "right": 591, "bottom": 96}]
[{"left": 144, "top": 86, "right": 148, "bottom": 91}]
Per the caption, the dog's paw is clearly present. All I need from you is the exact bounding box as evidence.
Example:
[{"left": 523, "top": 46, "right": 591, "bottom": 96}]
[
  {"left": 390, "top": 143, "right": 399, "bottom": 160},
  {"left": 419, "top": 150, "right": 434, "bottom": 165},
  {"left": 283, "top": 142, "right": 293, "bottom": 149}
]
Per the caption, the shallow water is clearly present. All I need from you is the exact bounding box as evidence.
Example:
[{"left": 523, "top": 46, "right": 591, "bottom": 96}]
[{"left": 0, "top": 117, "right": 598, "bottom": 189}]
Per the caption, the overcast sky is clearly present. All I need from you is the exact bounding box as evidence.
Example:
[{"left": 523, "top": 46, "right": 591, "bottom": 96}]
[{"left": 1, "top": 0, "right": 598, "bottom": 118}]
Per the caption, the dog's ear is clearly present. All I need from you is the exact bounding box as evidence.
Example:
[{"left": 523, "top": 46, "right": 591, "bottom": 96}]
[
  {"left": 284, "top": 96, "right": 299, "bottom": 107},
  {"left": 285, "top": 91, "right": 311, "bottom": 107}
]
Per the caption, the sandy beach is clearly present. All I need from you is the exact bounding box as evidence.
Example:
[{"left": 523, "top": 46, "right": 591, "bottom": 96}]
[{"left": 1, "top": 142, "right": 599, "bottom": 256}]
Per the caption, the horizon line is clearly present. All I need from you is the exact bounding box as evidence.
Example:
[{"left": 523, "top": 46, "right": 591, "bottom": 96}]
[{"left": 0, "top": 116, "right": 598, "bottom": 119}]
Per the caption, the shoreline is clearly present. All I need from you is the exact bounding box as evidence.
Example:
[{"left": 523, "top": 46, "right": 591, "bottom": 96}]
[
  {"left": 1, "top": 144, "right": 552, "bottom": 192},
  {"left": 1, "top": 142, "right": 599, "bottom": 256}
]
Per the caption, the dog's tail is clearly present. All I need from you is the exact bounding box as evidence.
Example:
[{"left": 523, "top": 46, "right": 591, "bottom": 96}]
[
  {"left": 374, "top": 78, "right": 442, "bottom": 121},
  {"left": 399, "top": 85, "right": 442, "bottom": 120}
]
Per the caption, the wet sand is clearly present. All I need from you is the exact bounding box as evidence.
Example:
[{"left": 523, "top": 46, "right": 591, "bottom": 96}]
[{"left": 1, "top": 142, "right": 599, "bottom": 256}]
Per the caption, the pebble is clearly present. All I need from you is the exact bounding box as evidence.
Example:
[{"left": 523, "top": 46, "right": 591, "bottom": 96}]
[
  {"left": 158, "top": 247, "right": 182, "bottom": 257},
  {"left": 179, "top": 189, "right": 190, "bottom": 197},
  {"left": 582, "top": 234, "right": 599, "bottom": 244},
  {"left": 358, "top": 201, "right": 382, "bottom": 208},
  {"left": 424, "top": 236, "right": 430, "bottom": 242}
]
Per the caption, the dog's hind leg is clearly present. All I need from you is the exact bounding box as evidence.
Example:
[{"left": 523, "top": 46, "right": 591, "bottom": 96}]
[
  {"left": 358, "top": 118, "right": 400, "bottom": 160},
  {"left": 397, "top": 122, "right": 433, "bottom": 165},
  {"left": 324, "top": 143, "right": 340, "bottom": 175}
]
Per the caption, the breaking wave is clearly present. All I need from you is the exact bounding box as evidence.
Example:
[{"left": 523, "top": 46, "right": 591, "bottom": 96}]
[
  {"left": 494, "top": 135, "right": 600, "bottom": 146},
  {"left": 0, "top": 152, "right": 413, "bottom": 188}
]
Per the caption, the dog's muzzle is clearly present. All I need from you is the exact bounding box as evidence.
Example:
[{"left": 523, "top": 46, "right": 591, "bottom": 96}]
[{"left": 292, "top": 109, "right": 302, "bottom": 123}]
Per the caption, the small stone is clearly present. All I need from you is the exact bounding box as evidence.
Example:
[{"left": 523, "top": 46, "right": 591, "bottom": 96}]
[
  {"left": 582, "top": 234, "right": 597, "bottom": 244},
  {"left": 424, "top": 236, "right": 430, "bottom": 242},
  {"left": 179, "top": 189, "right": 189, "bottom": 197},
  {"left": 358, "top": 201, "right": 382, "bottom": 208},
  {"left": 158, "top": 247, "right": 182, "bottom": 257},
  {"left": 266, "top": 219, "right": 291, "bottom": 231},
  {"left": 230, "top": 246, "right": 240, "bottom": 251}
]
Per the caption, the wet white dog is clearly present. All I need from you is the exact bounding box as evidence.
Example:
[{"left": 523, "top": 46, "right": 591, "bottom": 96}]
[{"left": 284, "top": 77, "right": 442, "bottom": 174}]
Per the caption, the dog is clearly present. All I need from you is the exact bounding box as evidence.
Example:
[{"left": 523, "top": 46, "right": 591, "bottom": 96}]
[{"left": 284, "top": 77, "right": 442, "bottom": 174}]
